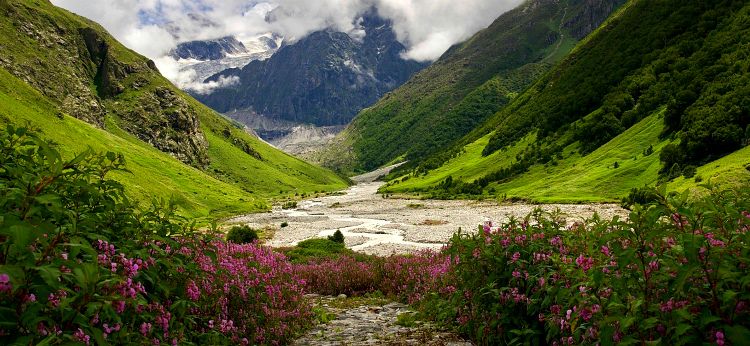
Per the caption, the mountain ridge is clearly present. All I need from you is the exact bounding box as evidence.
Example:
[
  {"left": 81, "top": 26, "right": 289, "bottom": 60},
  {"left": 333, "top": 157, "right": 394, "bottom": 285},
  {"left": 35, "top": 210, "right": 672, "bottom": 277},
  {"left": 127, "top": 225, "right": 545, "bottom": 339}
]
[
  {"left": 0, "top": 0, "right": 348, "bottom": 219},
  {"left": 195, "top": 13, "right": 427, "bottom": 127}
]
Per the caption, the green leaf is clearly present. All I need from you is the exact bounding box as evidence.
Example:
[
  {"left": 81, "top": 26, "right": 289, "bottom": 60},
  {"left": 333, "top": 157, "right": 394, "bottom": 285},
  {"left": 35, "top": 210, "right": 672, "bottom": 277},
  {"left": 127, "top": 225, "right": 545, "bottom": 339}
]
[
  {"left": 699, "top": 314, "right": 722, "bottom": 327},
  {"left": 37, "top": 266, "right": 62, "bottom": 289},
  {"left": 726, "top": 325, "right": 750, "bottom": 343},
  {"left": 641, "top": 317, "right": 659, "bottom": 330},
  {"left": 0, "top": 307, "right": 18, "bottom": 328},
  {"left": 621, "top": 316, "right": 636, "bottom": 329},
  {"left": 675, "top": 323, "right": 692, "bottom": 337}
]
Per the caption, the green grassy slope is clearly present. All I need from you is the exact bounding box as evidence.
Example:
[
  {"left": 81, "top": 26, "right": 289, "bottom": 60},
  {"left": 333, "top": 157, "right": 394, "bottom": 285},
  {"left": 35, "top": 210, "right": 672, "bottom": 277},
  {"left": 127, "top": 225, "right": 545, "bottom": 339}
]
[
  {"left": 0, "top": 0, "right": 348, "bottom": 220},
  {"left": 383, "top": 111, "right": 665, "bottom": 200},
  {"left": 324, "top": 0, "right": 624, "bottom": 173},
  {"left": 383, "top": 0, "right": 750, "bottom": 202},
  {"left": 384, "top": 110, "right": 750, "bottom": 202}
]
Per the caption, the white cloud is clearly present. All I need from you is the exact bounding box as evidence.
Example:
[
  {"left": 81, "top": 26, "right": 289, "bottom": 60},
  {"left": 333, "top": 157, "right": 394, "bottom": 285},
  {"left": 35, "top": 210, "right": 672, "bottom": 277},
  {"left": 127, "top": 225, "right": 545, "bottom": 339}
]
[
  {"left": 52, "top": 0, "right": 523, "bottom": 62},
  {"left": 153, "top": 56, "right": 240, "bottom": 94}
]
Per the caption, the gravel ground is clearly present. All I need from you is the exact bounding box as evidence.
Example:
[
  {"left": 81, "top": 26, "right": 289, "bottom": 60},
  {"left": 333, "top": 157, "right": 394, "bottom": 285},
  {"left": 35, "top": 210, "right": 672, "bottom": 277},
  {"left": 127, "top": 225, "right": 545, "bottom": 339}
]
[{"left": 227, "top": 182, "right": 627, "bottom": 256}]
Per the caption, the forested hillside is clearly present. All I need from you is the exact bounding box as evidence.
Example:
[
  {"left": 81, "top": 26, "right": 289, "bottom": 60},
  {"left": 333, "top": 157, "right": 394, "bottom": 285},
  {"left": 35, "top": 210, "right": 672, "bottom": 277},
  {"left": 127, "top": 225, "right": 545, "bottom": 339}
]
[
  {"left": 382, "top": 0, "right": 750, "bottom": 201},
  {"left": 321, "top": 0, "right": 624, "bottom": 173}
]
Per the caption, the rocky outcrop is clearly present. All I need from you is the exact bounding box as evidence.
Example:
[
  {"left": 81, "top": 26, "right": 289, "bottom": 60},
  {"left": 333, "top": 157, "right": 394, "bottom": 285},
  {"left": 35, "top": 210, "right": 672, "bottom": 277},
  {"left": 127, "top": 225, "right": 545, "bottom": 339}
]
[
  {"left": 564, "top": 0, "right": 626, "bottom": 39},
  {"left": 196, "top": 13, "right": 428, "bottom": 127},
  {"left": 80, "top": 27, "right": 126, "bottom": 98},
  {"left": 169, "top": 36, "right": 248, "bottom": 61},
  {"left": 0, "top": 0, "right": 209, "bottom": 166}
]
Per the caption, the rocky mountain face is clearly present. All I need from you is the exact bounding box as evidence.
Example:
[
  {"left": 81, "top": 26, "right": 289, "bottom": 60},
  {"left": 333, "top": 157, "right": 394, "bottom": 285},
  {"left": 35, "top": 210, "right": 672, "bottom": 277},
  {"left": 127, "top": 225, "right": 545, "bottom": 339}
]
[
  {"left": 169, "top": 33, "right": 283, "bottom": 85},
  {"left": 0, "top": 0, "right": 208, "bottom": 165},
  {"left": 195, "top": 14, "right": 428, "bottom": 127},
  {"left": 169, "top": 36, "right": 248, "bottom": 61}
]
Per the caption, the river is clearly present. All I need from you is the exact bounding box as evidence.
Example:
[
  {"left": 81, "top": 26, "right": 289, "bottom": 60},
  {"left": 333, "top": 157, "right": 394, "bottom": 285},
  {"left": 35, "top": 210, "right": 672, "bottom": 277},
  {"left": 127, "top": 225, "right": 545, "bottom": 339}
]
[{"left": 227, "top": 170, "right": 626, "bottom": 255}]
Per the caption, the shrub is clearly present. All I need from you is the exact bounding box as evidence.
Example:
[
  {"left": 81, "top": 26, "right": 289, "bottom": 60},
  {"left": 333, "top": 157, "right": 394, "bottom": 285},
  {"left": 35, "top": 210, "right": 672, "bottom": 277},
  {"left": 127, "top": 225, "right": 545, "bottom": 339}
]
[
  {"left": 427, "top": 185, "right": 750, "bottom": 345},
  {"left": 280, "top": 221, "right": 289, "bottom": 228},
  {"left": 682, "top": 165, "right": 698, "bottom": 179},
  {"left": 293, "top": 250, "right": 454, "bottom": 302},
  {"left": 284, "top": 238, "right": 350, "bottom": 263},
  {"left": 0, "top": 127, "right": 311, "bottom": 345},
  {"left": 621, "top": 185, "right": 660, "bottom": 208},
  {"left": 643, "top": 145, "right": 654, "bottom": 156},
  {"left": 328, "top": 230, "right": 345, "bottom": 243},
  {"left": 282, "top": 201, "right": 297, "bottom": 209},
  {"left": 226, "top": 225, "right": 259, "bottom": 244}
]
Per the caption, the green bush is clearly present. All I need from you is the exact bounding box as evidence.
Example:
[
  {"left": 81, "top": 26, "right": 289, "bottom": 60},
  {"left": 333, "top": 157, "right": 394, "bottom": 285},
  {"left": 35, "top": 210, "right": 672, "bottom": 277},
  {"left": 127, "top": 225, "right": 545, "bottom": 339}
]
[
  {"left": 682, "top": 165, "right": 698, "bottom": 179},
  {"left": 621, "top": 185, "right": 661, "bottom": 208},
  {"left": 284, "top": 238, "right": 351, "bottom": 264},
  {"left": 226, "top": 225, "right": 259, "bottom": 244},
  {"left": 328, "top": 230, "right": 345, "bottom": 243}
]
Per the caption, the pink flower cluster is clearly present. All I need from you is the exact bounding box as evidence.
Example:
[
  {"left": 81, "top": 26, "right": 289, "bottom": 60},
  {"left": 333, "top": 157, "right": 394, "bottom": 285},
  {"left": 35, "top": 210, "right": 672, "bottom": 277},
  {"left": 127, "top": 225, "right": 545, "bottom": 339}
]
[
  {"left": 431, "top": 203, "right": 750, "bottom": 345},
  {"left": 294, "top": 249, "right": 455, "bottom": 305},
  {"left": 186, "top": 240, "right": 312, "bottom": 345}
]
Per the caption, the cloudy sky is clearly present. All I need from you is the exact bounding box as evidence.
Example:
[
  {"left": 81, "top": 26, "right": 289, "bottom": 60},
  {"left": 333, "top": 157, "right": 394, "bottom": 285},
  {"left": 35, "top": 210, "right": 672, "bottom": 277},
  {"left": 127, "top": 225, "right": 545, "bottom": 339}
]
[{"left": 51, "top": 0, "right": 523, "bottom": 62}]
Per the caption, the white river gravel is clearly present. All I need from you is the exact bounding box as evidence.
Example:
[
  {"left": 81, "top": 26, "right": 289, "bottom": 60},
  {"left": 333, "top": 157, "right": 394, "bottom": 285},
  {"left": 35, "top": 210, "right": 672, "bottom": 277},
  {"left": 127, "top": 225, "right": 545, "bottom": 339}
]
[{"left": 227, "top": 180, "right": 627, "bottom": 256}]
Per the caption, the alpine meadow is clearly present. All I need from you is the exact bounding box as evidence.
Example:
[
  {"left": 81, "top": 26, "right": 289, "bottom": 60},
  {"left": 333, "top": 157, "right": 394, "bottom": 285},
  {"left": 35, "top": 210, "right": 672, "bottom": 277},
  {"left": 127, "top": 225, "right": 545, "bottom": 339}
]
[{"left": 1, "top": 0, "right": 749, "bottom": 345}]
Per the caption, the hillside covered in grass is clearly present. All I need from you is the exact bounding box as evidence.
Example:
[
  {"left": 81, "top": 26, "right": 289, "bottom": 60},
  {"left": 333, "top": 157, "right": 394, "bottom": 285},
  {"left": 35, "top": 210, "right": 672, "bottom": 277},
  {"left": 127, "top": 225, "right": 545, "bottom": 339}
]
[
  {"left": 382, "top": 0, "right": 750, "bottom": 201},
  {"left": 0, "top": 0, "right": 348, "bottom": 220},
  {"left": 320, "top": 0, "right": 624, "bottom": 173}
]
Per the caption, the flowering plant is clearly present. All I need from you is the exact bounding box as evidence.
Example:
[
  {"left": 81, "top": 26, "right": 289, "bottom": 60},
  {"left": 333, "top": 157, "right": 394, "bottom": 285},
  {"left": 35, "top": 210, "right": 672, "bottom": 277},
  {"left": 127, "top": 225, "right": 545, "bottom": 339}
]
[
  {"left": 0, "top": 127, "right": 312, "bottom": 345},
  {"left": 435, "top": 186, "right": 750, "bottom": 345}
]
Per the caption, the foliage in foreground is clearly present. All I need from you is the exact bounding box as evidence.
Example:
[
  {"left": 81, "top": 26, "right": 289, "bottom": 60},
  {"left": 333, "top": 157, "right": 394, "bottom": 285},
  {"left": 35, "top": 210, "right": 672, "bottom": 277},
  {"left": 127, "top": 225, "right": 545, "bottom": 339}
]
[
  {"left": 292, "top": 185, "right": 750, "bottom": 345},
  {"left": 429, "top": 187, "right": 750, "bottom": 345},
  {"left": 0, "top": 126, "right": 311, "bottom": 345}
]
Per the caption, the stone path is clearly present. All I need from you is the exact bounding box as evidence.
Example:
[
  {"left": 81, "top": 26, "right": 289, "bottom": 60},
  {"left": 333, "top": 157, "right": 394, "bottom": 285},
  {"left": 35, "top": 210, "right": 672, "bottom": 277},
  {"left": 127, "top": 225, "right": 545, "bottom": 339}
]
[{"left": 294, "top": 295, "right": 472, "bottom": 346}]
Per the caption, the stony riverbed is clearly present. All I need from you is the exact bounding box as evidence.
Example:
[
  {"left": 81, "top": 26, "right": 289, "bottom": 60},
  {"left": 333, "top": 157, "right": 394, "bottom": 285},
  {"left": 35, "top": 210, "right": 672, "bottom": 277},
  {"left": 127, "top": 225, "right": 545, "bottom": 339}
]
[{"left": 227, "top": 181, "right": 627, "bottom": 256}]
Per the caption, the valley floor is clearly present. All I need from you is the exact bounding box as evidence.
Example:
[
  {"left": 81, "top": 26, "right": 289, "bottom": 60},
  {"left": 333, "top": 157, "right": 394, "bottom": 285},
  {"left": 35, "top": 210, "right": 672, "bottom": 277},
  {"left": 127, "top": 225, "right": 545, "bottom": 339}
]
[{"left": 228, "top": 179, "right": 627, "bottom": 256}]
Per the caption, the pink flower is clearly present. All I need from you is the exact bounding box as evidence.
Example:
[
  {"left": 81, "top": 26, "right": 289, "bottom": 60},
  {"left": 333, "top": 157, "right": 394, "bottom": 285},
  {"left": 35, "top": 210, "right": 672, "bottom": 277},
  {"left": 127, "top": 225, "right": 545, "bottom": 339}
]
[
  {"left": 48, "top": 290, "right": 66, "bottom": 308},
  {"left": 576, "top": 255, "right": 594, "bottom": 271},
  {"left": 0, "top": 273, "right": 11, "bottom": 293},
  {"left": 483, "top": 221, "right": 492, "bottom": 234},
  {"left": 73, "top": 328, "right": 90, "bottom": 345},
  {"left": 472, "top": 247, "right": 481, "bottom": 259},
  {"left": 511, "top": 252, "right": 521, "bottom": 262},
  {"left": 113, "top": 300, "right": 126, "bottom": 314},
  {"left": 140, "top": 322, "right": 152, "bottom": 336},
  {"left": 186, "top": 280, "right": 201, "bottom": 301},
  {"left": 600, "top": 246, "right": 611, "bottom": 257}
]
